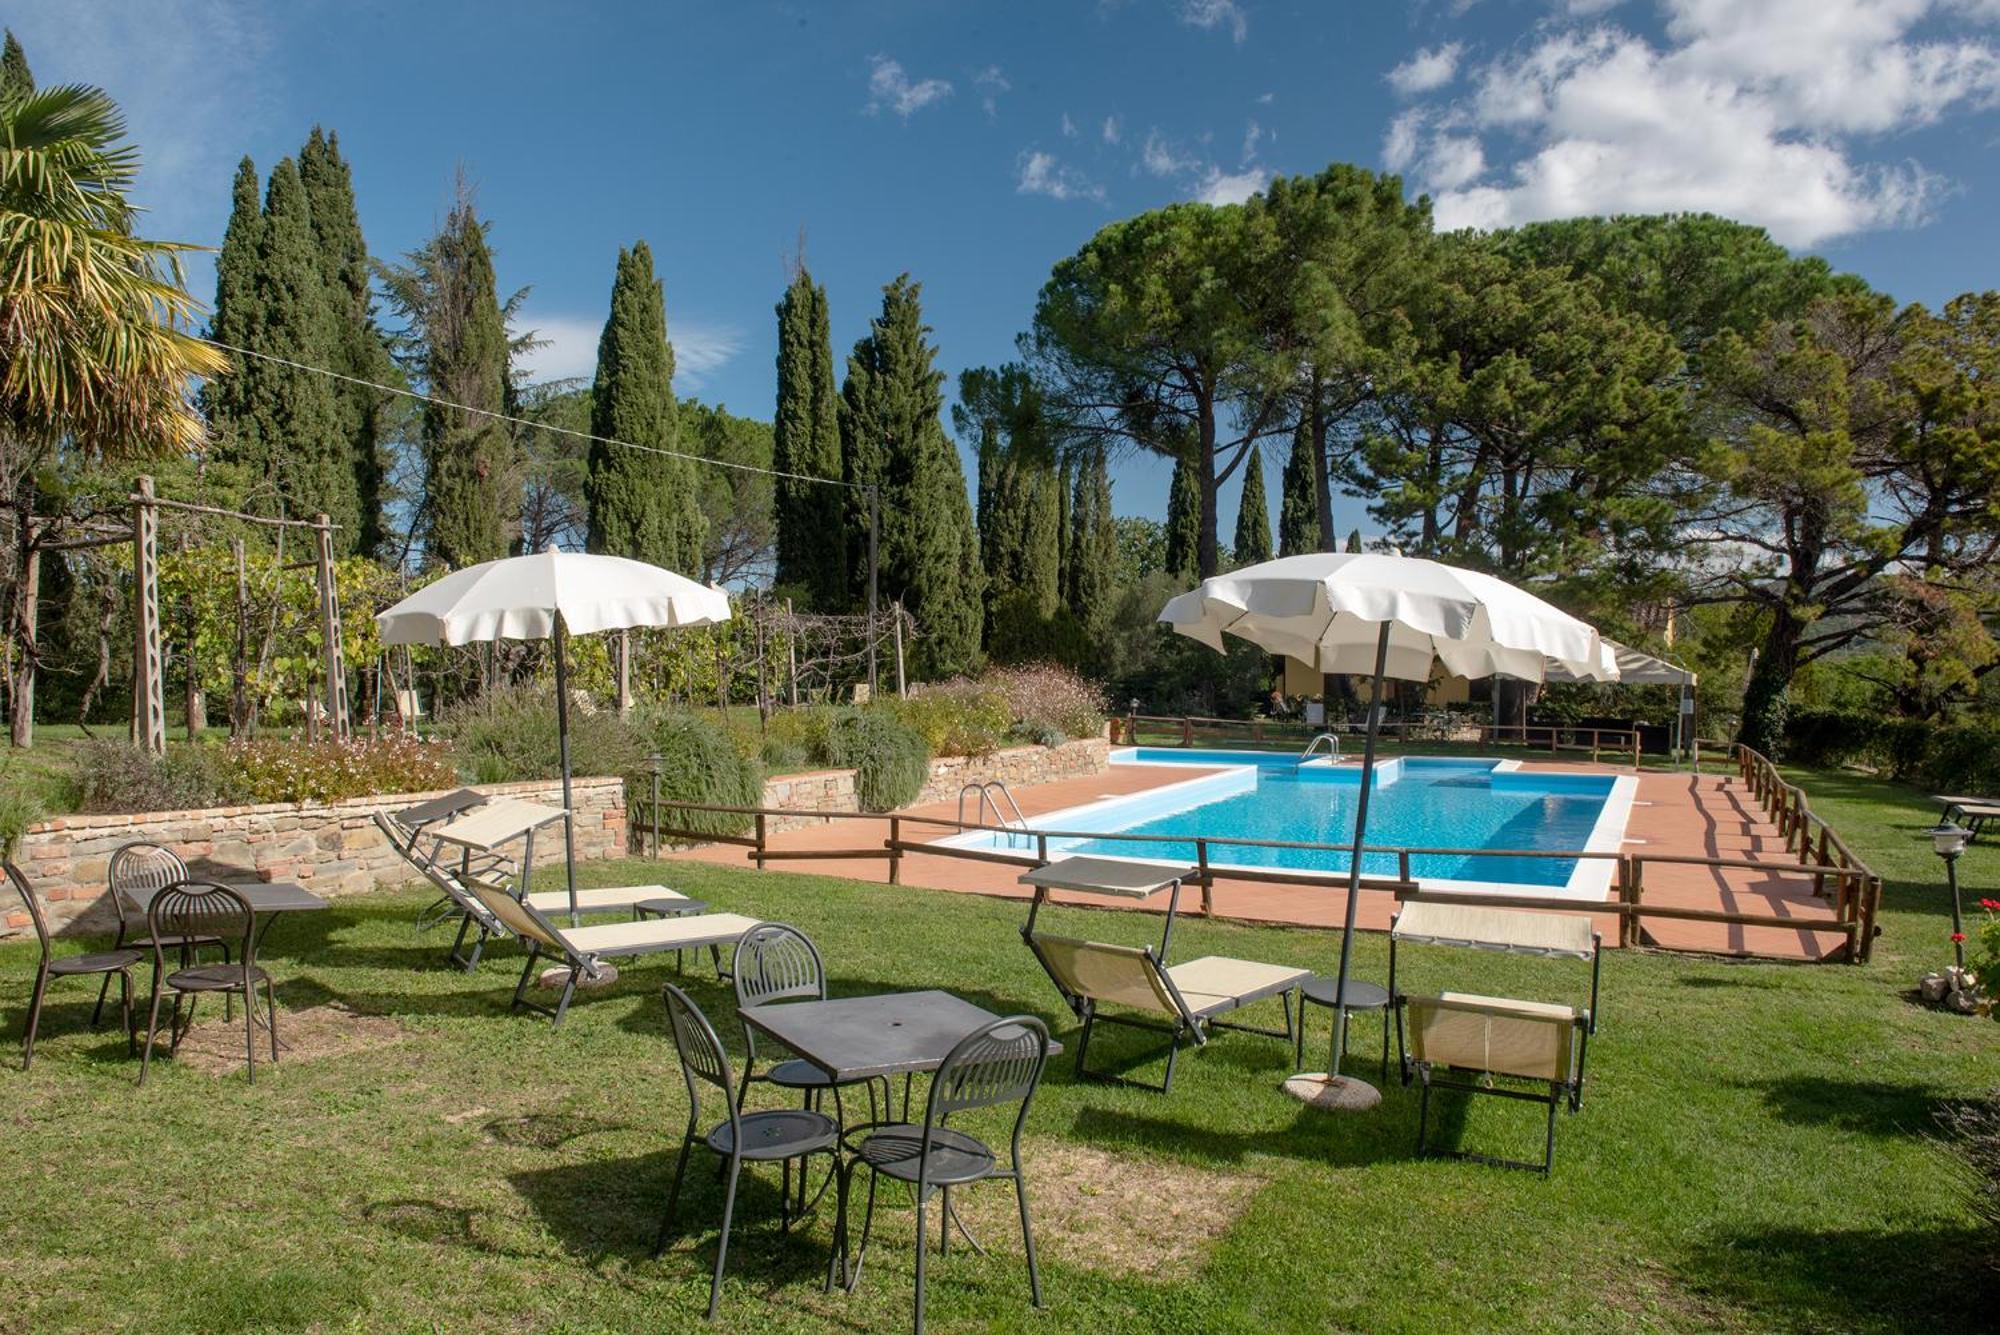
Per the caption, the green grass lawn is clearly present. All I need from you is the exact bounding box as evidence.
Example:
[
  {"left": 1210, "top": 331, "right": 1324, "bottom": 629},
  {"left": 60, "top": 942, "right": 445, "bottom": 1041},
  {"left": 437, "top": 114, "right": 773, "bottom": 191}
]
[{"left": 2, "top": 767, "right": 1996, "bottom": 1331}]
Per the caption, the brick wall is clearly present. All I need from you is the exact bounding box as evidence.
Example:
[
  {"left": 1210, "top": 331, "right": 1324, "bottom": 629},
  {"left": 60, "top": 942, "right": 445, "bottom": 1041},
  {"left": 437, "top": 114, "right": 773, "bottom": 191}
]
[{"left": 7, "top": 776, "right": 627, "bottom": 939}]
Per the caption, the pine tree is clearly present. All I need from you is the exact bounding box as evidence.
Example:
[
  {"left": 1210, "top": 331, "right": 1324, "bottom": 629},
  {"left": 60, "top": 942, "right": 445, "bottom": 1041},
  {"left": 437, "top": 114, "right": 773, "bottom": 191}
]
[
  {"left": 2, "top": 29, "right": 34, "bottom": 101},
  {"left": 385, "top": 189, "right": 513, "bottom": 569},
  {"left": 1233, "top": 442, "right": 1272, "bottom": 566},
  {"left": 1278, "top": 418, "right": 1321, "bottom": 557},
  {"left": 299, "top": 127, "right": 394, "bottom": 555},
  {"left": 839, "top": 275, "right": 985, "bottom": 675},
  {"left": 227, "top": 158, "right": 353, "bottom": 534},
  {"left": 1164, "top": 449, "right": 1201, "bottom": 584},
  {"left": 204, "top": 157, "right": 262, "bottom": 432},
  {"left": 586, "top": 241, "right": 706, "bottom": 570},
  {"left": 1068, "top": 449, "right": 1117, "bottom": 631},
  {"left": 772, "top": 265, "right": 843, "bottom": 607}
]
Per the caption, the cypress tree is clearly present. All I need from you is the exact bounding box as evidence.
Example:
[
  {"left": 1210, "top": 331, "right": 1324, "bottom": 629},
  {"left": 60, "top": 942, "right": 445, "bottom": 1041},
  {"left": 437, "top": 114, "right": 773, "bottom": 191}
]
[
  {"left": 205, "top": 157, "right": 263, "bottom": 432},
  {"left": 230, "top": 158, "right": 352, "bottom": 533},
  {"left": 2, "top": 30, "right": 33, "bottom": 101},
  {"left": 839, "top": 275, "right": 984, "bottom": 675},
  {"left": 1278, "top": 418, "right": 1321, "bottom": 557},
  {"left": 1345, "top": 528, "right": 1362, "bottom": 553},
  {"left": 1056, "top": 457, "right": 1072, "bottom": 602},
  {"left": 1068, "top": 449, "right": 1117, "bottom": 632},
  {"left": 1233, "top": 443, "right": 1272, "bottom": 566},
  {"left": 1164, "top": 449, "right": 1201, "bottom": 584},
  {"left": 586, "top": 241, "right": 706, "bottom": 570},
  {"left": 417, "top": 195, "right": 511, "bottom": 568},
  {"left": 299, "top": 127, "right": 394, "bottom": 555},
  {"left": 958, "top": 364, "right": 1058, "bottom": 631},
  {"left": 772, "top": 265, "right": 843, "bottom": 607}
]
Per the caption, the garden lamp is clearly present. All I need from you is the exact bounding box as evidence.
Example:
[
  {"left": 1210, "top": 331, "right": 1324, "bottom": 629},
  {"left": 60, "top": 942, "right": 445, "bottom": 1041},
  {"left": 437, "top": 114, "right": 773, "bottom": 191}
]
[{"left": 1928, "top": 821, "right": 1971, "bottom": 970}]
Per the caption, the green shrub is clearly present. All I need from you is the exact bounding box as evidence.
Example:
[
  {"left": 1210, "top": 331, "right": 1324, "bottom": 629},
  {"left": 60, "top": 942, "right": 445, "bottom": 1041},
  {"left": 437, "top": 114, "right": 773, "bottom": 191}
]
[
  {"left": 442, "top": 684, "right": 649, "bottom": 785},
  {"left": 1783, "top": 709, "right": 1880, "bottom": 769},
  {"left": 72, "top": 739, "right": 244, "bottom": 815},
  {"left": 0, "top": 781, "right": 41, "bottom": 858},
  {"left": 892, "top": 685, "right": 1010, "bottom": 757},
  {"left": 1920, "top": 723, "right": 2000, "bottom": 794},
  {"left": 228, "top": 735, "right": 460, "bottom": 805},
  {"left": 637, "top": 709, "right": 764, "bottom": 840},
  {"left": 822, "top": 708, "right": 929, "bottom": 811},
  {"left": 758, "top": 737, "right": 810, "bottom": 773}
]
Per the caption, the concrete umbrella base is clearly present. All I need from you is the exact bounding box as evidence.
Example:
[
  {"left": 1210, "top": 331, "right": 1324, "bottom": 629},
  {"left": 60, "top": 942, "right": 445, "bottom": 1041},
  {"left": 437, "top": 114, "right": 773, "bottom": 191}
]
[
  {"left": 1282, "top": 1072, "right": 1382, "bottom": 1111},
  {"left": 538, "top": 964, "right": 619, "bottom": 990}
]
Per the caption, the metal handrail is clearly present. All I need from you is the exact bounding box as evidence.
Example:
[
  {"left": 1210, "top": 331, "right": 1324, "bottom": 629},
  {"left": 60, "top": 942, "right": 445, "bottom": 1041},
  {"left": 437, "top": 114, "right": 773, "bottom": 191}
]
[
  {"left": 1300, "top": 732, "right": 1342, "bottom": 760},
  {"left": 956, "top": 780, "right": 1029, "bottom": 840}
]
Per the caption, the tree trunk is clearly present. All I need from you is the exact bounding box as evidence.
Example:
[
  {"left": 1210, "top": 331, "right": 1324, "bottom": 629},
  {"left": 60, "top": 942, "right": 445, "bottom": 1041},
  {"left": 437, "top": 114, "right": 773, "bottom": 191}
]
[
  {"left": 9, "top": 520, "right": 39, "bottom": 748},
  {"left": 1310, "top": 386, "right": 1335, "bottom": 553},
  {"left": 1196, "top": 396, "right": 1220, "bottom": 579},
  {"left": 1738, "top": 606, "right": 1806, "bottom": 754}
]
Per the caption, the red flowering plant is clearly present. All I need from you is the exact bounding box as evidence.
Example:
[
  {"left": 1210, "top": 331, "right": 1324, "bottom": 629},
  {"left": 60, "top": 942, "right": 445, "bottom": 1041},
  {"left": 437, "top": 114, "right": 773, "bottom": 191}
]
[{"left": 1972, "top": 898, "right": 2000, "bottom": 1018}]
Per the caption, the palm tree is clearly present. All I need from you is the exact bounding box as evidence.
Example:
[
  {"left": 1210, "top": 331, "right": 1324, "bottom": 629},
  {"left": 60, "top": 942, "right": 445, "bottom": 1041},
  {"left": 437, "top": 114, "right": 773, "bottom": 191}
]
[{"left": 1, "top": 80, "right": 228, "bottom": 745}]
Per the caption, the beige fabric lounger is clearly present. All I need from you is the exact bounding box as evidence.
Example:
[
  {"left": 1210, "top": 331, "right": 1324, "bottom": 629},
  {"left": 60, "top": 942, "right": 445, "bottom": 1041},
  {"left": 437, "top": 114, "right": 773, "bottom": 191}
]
[
  {"left": 1025, "top": 931, "right": 1308, "bottom": 1091},
  {"left": 1403, "top": 990, "right": 1588, "bottom": 1174},
  {"left": 465, "top": 879, "right": 759, "bottom": 1025},
  {"left": 521, "top": 885, "right": 692, "bottom": 915}
]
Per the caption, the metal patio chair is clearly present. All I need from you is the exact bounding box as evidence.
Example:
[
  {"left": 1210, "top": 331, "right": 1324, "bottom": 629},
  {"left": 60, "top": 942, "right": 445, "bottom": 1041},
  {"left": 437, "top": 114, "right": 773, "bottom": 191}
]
[
  {"left": 7, "top": 861, "right": 140, "bottom": 1071},
  {"left": 95, "top": 842, "right": 228, "bottom": 1026},
  {"left": 655, "top": 982, "right": 839, "bottom": 1322},
  {"left": 137, "top": 881, "right": 279, "bottom": 1086},
  {"left": 828, "top": 1014, "right": 1051, "bottom": 1334}
]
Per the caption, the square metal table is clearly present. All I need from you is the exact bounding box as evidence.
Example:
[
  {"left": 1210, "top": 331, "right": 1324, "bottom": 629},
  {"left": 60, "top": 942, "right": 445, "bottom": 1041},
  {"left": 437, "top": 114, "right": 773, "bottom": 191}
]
[
  {"left": 739, "top": 989, "right": 1049, "bottom": 1085},
  {"left": 119, "top": 880, "right": 329, "bottom": 954}
]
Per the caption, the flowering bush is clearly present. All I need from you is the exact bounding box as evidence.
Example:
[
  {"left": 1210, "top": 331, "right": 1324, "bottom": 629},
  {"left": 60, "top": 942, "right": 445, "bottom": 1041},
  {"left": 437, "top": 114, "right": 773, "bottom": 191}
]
[
  {"left": 980, "top": 663, "right": 1107, "bottom": 743},
  {"left": 229, "top": 734, "right": 460, "bottom": 805},
  {"left": 73, "top": 740, "right": 245, "bottom": 814},
  {"left": 1971, "top": 899, "right": 2000, "bottom": 1016}
]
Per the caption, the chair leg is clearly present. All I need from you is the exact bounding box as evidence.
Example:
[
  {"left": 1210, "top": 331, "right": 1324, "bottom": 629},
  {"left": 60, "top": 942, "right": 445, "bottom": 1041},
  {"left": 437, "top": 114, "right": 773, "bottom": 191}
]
[
  {"left": 1416, "top": 1077, "right": 1433, "bottom": 1156},
  {"left": 168, "top": 993, "right": 189, "bottom": 1054},
  {"left": 825, "top": 1155, "right": 854, "bottom": 1292},
  {"left": 510, "top": 946, "right": 540, "bottom": 1014},
  {"left": 119, "top": 970, "right": 135, "bottom": 1056},
  {"left": 845, "top": 1167, "right": 880, "bottom": 1294},
  {"left": 652, "top": 1130, "right": 696, "bottom": 1259},
  {"left": 938, "top": 1185, "right": 950, "bottom": 1256},
  {"left": 1379, "top": 1007, "right": 1391, "bottom": 1081},
  {"left": 21, "top": 963, "right": 49, "bottom": 1071},
  {"left": 708, "top": 1156, "right": 743, "bottom": 1321},
  {"left": 139, "top": 981, "right": 167, "bottom": 1086},
  {"left": 1015, "top": 1171, "right": 1043, "bottom": 1307},
  {"left": 913, "top": 1190, "right": 929, "bottom": 1335},
  {"left": 243, "top": 986, "right": 258, "bottom": 1085},
  {"left": 265, "top": 977, "right": 280, "bottom": 1062}
]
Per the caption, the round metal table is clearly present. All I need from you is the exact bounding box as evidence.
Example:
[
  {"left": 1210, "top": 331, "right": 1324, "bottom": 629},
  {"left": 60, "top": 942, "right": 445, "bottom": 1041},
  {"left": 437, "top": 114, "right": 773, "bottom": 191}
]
[
  {"left": 632, "top": 896, "right": 716, "bottom": 977},
  {"left": 1293, "top": 976, "right": 1392, "bottom": 1078}
]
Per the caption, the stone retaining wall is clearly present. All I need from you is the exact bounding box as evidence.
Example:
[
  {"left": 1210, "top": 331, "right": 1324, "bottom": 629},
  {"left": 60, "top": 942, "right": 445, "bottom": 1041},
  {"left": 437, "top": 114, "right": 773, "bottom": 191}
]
[
  {"left": 7, "top": 776, "right": 627, "bottom": 938},
  {"left": 913, "top": 737, "right": 1109, "bottom": 806}
]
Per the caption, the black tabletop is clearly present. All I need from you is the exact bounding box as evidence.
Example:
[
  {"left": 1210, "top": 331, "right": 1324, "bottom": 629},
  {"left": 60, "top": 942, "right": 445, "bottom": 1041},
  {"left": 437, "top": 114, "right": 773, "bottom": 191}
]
[
  {"left": 396, "top": 788, "right": 487, "bottom": 827},
  {"left": 120, "top": 881, "right": 329, "bottom": 914},
  {"left": 740, "top": 990, "right": 1042, "bottom": 1084},
  {"left": 635, "top": 897, "right": 709, "bottom": 918}
]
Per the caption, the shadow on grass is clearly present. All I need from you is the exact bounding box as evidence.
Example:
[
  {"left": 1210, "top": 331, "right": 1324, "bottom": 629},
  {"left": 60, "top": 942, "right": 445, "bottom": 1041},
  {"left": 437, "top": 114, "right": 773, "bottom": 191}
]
[
  {"left": 1749, "top": 1074, "right": 1975, "bottom": 1140},
  {"left": 1674, "top": 1223, "right": 1996, "bottom": 1327}
]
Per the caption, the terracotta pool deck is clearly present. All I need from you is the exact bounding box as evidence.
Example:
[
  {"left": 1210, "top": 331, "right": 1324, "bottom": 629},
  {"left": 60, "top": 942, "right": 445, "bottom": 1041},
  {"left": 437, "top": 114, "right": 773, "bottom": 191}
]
[{"left": 668, "top": 757, "right": 1858, "bottom": 963}]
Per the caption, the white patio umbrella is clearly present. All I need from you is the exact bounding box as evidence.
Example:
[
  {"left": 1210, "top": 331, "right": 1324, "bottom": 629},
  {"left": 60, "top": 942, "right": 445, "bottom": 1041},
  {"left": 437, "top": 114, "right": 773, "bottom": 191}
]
[
  {"left": 377, "top": 548, "right": 730, "bottom": 924},
  {"left": 1159, "top": 552, "right": 1613, "bottom": 1110}
]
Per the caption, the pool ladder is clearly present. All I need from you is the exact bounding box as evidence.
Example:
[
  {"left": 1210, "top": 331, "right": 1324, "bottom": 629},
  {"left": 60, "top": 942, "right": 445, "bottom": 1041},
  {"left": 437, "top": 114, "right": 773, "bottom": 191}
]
[
  {"left": 959, "top": 780, "right": 1033, "bottom": 849},
  {"left": 1300, "top": 732, "right": 1342, "bottom": 761}
]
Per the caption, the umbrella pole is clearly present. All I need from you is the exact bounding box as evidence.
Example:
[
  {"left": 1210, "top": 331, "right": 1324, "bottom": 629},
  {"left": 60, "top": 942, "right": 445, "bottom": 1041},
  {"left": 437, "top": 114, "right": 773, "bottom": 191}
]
[
  {"left": 1286, "top": 620, "right": 1390, "bottom": 1112},
  {"left": 554, "top": 613, "right": 580, "bottom": 928}
]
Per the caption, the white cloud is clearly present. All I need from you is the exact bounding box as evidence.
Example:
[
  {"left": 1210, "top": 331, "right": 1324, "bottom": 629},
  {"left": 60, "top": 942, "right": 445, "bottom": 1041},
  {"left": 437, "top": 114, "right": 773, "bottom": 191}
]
[
  {"left": 1061, "top": 112, "right": 1079, "bottom": 137},
  {"left": 1017, "top": 150, "right": 1107, "bottom": 203},
  {"left": 518, "top": 313, "right": 745, "bottom": 390},
  {"left": 1388, "top": 43, "right": 1463, "bottom": 95},
  {"left": 1194, "top": 166, "right": 1270, "bottom": 204},
  {"left": 1177, "top": 0, "right": 1249, "bottom": 43},
  {"left": 1141, "top": 128, "right": 1201, "bottom": 176},
  {"left": 1102, "top": 114, "right": 1123, "bottom": 144},
  {"left": 973, "top": 64, "right": 1009, "bottom": 119},
  {"left": 1383, "top": 0, "right": 2000, "bottom": 247},
  {"left": 865, "top": 54, "right": 953, "bottom": 118}
]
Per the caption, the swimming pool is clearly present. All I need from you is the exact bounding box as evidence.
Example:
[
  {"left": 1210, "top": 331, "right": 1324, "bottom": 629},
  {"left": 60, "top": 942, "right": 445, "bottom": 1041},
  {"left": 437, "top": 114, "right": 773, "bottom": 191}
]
[{"left": 938, "top": 750, "right": 1637, "bottom": 901}]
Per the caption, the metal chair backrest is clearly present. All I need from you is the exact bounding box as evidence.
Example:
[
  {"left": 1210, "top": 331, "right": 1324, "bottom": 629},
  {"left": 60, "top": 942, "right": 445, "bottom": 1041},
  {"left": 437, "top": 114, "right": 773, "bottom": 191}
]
[
  {"left": 3, "top": 860, "right": 53, "bottom": 964},
  {"left": 732, "top": 923, "right": 826, "bottom": 1010},
  {"left": 663, "top": 983, "right": 739, "bottom": 1139},
  {"left": 920, "top": 1015, "right": 1049, "bottom": 1183},
  {"left": 145, "top": 881, "right": 257, "bottom": 978},
  {"left": 108, "top": 841, "right": 188, "bottom": 927}
]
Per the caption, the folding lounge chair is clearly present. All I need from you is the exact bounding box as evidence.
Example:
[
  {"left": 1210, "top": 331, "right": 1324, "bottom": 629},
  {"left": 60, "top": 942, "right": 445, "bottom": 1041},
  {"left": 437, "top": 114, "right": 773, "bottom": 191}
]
[
  {"left": 1023, "top": 932, "right": 1307, "bottom": 1092},
  {"left": 1388, "top": 900, "right": 1602, "bottom": 1047},
  {"left": 1401, "top": 991, "right": 1588, "bottom": 1174},
  {"left": 463, "top": 879, "right": 760, "bottom": 1025},
  {"left": 1934, "top": 795, "right": 2000, "bottom": 841}
]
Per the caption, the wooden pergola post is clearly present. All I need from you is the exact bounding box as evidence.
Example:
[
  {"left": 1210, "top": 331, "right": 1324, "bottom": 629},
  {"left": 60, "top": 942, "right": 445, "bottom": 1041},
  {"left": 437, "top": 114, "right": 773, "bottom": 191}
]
[
  {"left": 131, "top": 476, "right": 166, "bottom": 755},
  {"left": 313, "top": 513, "right": 349, "bottom": 740}
]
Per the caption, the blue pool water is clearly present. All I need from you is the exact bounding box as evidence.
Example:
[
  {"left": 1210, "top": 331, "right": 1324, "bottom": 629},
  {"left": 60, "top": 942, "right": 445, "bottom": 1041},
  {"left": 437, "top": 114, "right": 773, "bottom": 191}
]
[{"left": 961, "top": 756, "right": 1616, "bottom": 887}]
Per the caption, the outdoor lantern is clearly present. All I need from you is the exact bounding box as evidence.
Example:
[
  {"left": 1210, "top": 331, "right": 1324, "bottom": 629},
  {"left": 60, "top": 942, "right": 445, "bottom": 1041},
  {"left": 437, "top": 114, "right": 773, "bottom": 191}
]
[{"left": 1927, "top": 821, "right": 1973, "bottom": 976}]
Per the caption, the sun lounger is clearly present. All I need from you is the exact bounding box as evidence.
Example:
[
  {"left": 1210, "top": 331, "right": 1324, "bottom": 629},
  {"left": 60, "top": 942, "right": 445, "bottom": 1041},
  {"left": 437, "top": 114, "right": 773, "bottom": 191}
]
[
  {"left": 1023, "top": 931, "right": 1307, "bottom": 1092},
  {"left": 463, "top": 879, "right": 760, "bottom": 1025},
  {"left": 1402, "top": 990, "right": 1588, "bottom": 1174},
  {"left": 1933, "top": 794, "right": 2000, "bottom": 839},
  {"left": 1389, "top": 899, "right": 1602, "bottom": 1040}
]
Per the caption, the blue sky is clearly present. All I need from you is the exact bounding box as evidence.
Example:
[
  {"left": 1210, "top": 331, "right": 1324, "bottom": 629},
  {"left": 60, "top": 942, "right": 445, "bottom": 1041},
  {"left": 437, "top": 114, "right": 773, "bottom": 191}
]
[{"left": 15, "top": 1, "right": 2000, "bottom": 540}]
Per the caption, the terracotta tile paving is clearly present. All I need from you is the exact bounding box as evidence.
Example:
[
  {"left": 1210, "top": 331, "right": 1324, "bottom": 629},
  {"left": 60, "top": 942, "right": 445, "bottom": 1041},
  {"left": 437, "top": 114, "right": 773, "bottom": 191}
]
[{"left": 667, "top": 757, "right": 1860, "bottom": 963}]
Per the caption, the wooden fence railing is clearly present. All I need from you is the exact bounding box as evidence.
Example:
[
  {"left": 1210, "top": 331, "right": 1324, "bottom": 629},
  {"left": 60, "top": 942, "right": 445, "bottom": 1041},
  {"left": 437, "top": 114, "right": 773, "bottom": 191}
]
[
  {"left": 1724, "top": 741, "right": 1884, "bottom": 961},
  {"left": 639, "top": 761, "right": 1883, "bottom": 962},
  {"left": 1111, "top": 713, "right": 1646, "bottom": 768}
]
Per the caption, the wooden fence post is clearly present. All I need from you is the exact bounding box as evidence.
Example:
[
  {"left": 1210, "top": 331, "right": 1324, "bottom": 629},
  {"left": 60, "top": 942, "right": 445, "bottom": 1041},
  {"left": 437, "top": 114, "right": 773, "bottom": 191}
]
[
  {"left": 888, "top": 815, "right": 902, "bottom": 884},
  {"left": 754, "top": 812, "right": 768, "bottom": 870},
  {"left": 131, "top": 476, "right": 166, "bottom": 756},
  {"left": 313, "top": 513, "right": 349, "bottom": 740},
  {"left": 1626, "top": 857, "right": 1645, "bottom": 949},
  {"left": 785, "top": 598, "right": 800, "bottom": 708},
  {"left": 1196, "top": 839, "right": 1213, "bottom": 916},
  {"left": 892, "top": 600, "right": 907, "bottom": 700}
]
